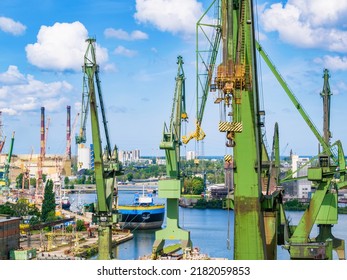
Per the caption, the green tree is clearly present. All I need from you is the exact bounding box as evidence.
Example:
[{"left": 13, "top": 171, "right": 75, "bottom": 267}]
[
  {"left": 86, "top": 175, "right": 92, "bottom": 184},
  {"left": 29, "top": 215, "right": 40, "bottom": 226},
  {"left": 76, "top": 219, "right": 87, "bottom": 231},
  {"left": 66, "top": 224, "right": 73, "bottom": 233},
  {"left": 28, "top": 202, "right": 40, "bottom": 218},
  {"left": 64, "top": 176, "right": 70, "bottom": 186},
  {"left": 78, "top": 175, "right": 86, "bottom": 184},
  {"left": 41, "top": 179, "right": 56, "bottom": 222},
  {"left": 11, "top": 199, "right": 30, "bottom": 217},
  {"left": 30, "top": 177, "right": 36, "bottom": 188},
  {"left": 184, "top": 176, "right": 204, "bottom": 195},
  {"left": 0, "top": 202, "right": 14, "bottom": 215},
  {"left": 127, "top": 173, "right": 134, "bottom": 182},
  {"left": 191, "top": 177, "right": 204, "bottom": 194}
]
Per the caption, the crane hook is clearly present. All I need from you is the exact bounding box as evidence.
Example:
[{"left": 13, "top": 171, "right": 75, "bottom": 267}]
[
  {"left": 226, "top": 139, "right": 235, "bottom": 147},
  {"left": 226, "top": 131, "right": 235, "bottom": 147}
]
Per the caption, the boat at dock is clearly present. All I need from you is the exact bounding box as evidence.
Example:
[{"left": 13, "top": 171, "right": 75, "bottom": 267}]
[
  {"left": 56, "top": 195, "right": 71, "bottom": 210},
  {"left": 118, "top": 189, "right": 165, "bottom": 230},
  {"left": 61, "top": 196, "right": 71, "bottom": 210}
]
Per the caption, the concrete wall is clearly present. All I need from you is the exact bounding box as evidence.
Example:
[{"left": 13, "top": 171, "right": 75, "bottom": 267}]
[{"left": 0, "top": 215, "right": 21, "bottom": 260}]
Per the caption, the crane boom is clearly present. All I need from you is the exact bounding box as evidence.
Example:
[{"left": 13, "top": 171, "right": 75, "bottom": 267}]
[
  {"left": 152, "top": 56, "right": 191, "bottom": 259},
  {"left": 83, "top": 38, "right": 122, "bottom": 260},
  {"left": 0, "top": 131, "right": 15, "bottom": 192},
  {"left": 255, "top": 41, "right": 336, "bottom": 162},
  {"left": 95, "top": 69, "right": 112, "bottom": 156},
  {"left": 256, "top": 38, "right": 346, "bottom": 260},
  {"left": 182, "top": 0, "right": 221, "bottom": 145},
  {"left": 75, "top": 76, "right": 90, "bottom": 144},
  {"left": 4, "top": 132, "right": 14, "bottom": 189},
  {"left": 0, "top": 111, "right": 5, "bottom": 154}
]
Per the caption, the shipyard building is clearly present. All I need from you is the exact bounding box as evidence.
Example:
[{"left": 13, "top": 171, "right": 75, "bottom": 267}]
[
  {"left": 0, "top": 153, "right": 72, "bottom": 187},
  {"left": 0, "top": 215, "right": 20, "bottom": 259}
]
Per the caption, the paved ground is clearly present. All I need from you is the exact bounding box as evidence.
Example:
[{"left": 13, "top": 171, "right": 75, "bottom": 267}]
[{"left": 20, "top": 229, "right": 133, "bottom": 260}]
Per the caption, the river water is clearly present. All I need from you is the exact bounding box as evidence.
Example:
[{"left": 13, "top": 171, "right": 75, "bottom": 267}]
[{"left": 68, "top": 191, "right": 347, "bottom": 260}]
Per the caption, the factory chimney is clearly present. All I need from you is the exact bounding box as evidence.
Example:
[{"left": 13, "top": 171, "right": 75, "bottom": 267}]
[
  {"left": 40, "top": 107, "right": 45, "bottom": 158},
  {"left": 67, "top": 105, "right": 71, "bottom": 159}
]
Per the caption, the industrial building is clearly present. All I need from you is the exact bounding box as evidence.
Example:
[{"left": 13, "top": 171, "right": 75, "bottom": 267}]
[
  {"left": 291, "top": 154, "right": 312, "bottom": 199},
  {"left": 0, "top": 153, "right": 72, "bottom": 188},
  {"left": 0, "top": 215, "right": 21, "bottom": 259},
  {"left": 118, "top": 149, "right": 140, "bottom": 164}
]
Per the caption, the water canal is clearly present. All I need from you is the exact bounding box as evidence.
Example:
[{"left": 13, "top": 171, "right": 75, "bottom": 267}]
[{"left": 68, "top": 191, "right": 347, "bottom": 260}]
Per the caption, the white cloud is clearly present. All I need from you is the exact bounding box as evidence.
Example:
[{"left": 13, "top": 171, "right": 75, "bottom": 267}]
[
  {"left": 0, "top": 66, "right": 73, "bottom": 115},
  {"left": 294, "top": 0, "right": 347, "bottom": 27},
  {"left": 25, "top": 22, "right": 109, "bottom": 71},
  {"left": 104, "top": 28, "right": 148, "bottom": 40},
  {"left": 0, "top": 65, "right": 27, "bottom": 85},
  {"left": 335, "top": 81, "right": 347, "bottom": 95},
  {"left": 0, "top": 16, "right": 26, "bottom": 35},
  {"left": 134, "top": 0, "right": 204, "bottom": 36},
  {"left": 260, "top": 0, "right": 347, "bottom": 53},
  {"left": 74, "top": 102, "right": 82, "bottom": 113},
  {"left": 314, "top": 55, "right": 347, "bottom": 71},
  {"left": 1, "top": 108, "right": 17, "bottom": 116},
  {"left": 102, "top": 63, "right": 118, "bottom": 72},
  {"left": 114, "top": 46, "right": 138, "bottom": 57}
]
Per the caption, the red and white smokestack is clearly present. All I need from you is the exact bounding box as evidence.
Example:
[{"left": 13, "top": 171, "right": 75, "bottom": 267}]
[
  {"left": 40, "top": 107, "right": 45, "bottom": 157},
  {"left": 67, "top": 105, "right": 71, "bottom": 159}
]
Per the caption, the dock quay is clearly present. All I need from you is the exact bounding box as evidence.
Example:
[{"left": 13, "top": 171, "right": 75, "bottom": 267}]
[
  {"left": 60, "top": 209, "right": 92, "bottom": 223},
  {"left": 19, "top": 228, "right": 133, "bottom": 260},
  {"left": 62, "top": 183, "right": 158, "bottom": 194},
  {"left": 17, "top": 209, "right": 133, "bottom": 260}
]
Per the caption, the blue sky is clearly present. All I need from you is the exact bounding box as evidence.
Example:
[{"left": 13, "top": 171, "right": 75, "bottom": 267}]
[{"left": 0, "top": 0, "right": 346, "bottom": 158}]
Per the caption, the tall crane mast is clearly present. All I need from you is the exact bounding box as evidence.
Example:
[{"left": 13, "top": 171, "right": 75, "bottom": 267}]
[
  {"left": 256, "top": 42, "right": 346, "bottom": 259},
  {"left": 191, "top": 0, "right": 291, "bottom": 260},
  {"left": 82, "top": 38, "right": 122, "bottom": 260},
  {"left": 321, "top": 69, "right": 332, "bottom": 145},
  {"left": 152, "top": 56, "right": 190, "bottom": 259},
  {"left": 0, "top": 111, "right": 6, "bottom": 154},
  {"left": 0, "top": 131, "right": 15, "bottom": 192},
  {"left": 211, "top": 0, "right": 268, "bottom": 260}
]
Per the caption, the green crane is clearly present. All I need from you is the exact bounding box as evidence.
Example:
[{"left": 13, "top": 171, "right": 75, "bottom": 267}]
[
  {"left": 256, "top": 42, "right": 346, "bottom": 259},
  {"left": 188, "top": 0, "right": 290, "bottom": 260},
  {"left": 205, "top": 0, "right": 268, "bottom": 259},
  {"left": 151, "top": 56, "right": 190, "bottom": 259},
  {"left": 182, "top": 0, "right": 221, "bottom": 147},
  {"left": 256, "top": 42, "right": 337, "bottom": 163},
  {"left": 82, "top": 38, "right": 122, "bottom": 260},
  {"left": 0, "top": 131, "right": 15, "bottom": 192},
  {"left": 75, "top": 76, "right": 90, "bottom": 145},
  {"left": 321, "top": 69, "right": 332, "bottom": 145}
]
